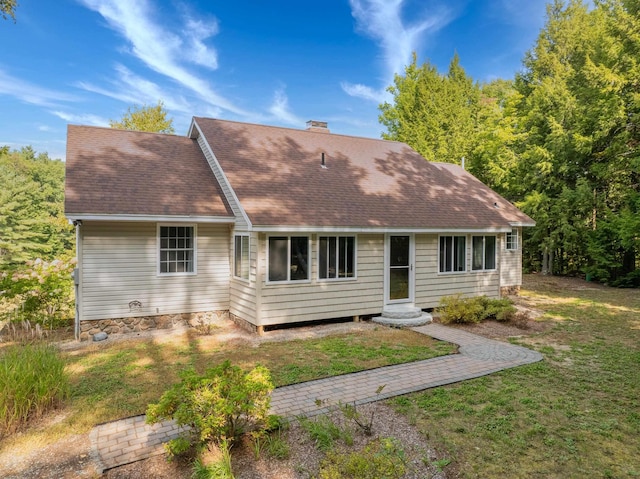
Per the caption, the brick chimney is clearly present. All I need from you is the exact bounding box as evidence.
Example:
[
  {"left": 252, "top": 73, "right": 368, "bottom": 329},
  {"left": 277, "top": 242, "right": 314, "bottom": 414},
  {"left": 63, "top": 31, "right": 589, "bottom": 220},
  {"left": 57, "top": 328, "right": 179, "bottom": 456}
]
[{"left": 306, "top": 120, "right": 330, "bottom": 133}]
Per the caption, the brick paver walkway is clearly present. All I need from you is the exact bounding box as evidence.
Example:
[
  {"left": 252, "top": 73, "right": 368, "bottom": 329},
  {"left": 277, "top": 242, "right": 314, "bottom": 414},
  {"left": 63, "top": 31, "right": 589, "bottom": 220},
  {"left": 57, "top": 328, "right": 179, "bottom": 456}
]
[{"left": 89, "top": 323, "right": 543, "bottom": 472}]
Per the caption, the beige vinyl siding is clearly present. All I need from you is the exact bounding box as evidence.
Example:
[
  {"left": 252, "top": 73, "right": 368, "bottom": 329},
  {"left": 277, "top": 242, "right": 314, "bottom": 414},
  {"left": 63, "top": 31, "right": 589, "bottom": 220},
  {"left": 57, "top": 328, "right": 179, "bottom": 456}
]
[
  {"left": 196, "top": 134, "right": 249, "bottom": 229},
  {"left": 80, "top": 221, "right": 230, "bottom": 321},
  {"left": 414, "top": 234, "right": 500, "bottom": 309},
  {"left": 500, "top": 229, "right": 523, "bottom": 287},
  {"left": 229, "top": 232, "right": 258, "bottom": 324},
  {"left": 257, "top": 234, "right": 384, "bottom": 326}
]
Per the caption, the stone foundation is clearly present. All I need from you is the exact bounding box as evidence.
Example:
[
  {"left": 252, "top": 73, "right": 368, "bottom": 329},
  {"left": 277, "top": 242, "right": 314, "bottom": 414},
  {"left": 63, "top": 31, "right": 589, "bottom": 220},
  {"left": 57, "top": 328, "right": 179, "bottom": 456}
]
[
  {"left": 79, "top": 310, "right": 229, "bottom": 341},
  {"left": 229, "top": 312, "right": 259, "bottom": 334},
  {"left": 500, "top": 285, "right": 521, "bottom": 297}
]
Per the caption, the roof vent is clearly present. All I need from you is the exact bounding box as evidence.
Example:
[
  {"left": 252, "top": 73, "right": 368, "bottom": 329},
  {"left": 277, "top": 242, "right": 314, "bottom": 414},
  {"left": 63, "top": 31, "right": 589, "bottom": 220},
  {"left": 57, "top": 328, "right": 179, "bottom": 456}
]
[{"left": 306, "top": 120, "right": 330, "bottom": 133}]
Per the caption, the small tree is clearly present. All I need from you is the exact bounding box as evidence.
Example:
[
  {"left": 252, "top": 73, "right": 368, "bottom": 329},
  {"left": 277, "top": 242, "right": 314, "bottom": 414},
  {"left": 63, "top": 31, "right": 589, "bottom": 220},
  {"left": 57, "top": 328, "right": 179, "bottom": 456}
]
[
  {"left": 146, "top": 361, "right": 276, "bottom": 457},
  {"left": 109, "top": 101, "right": 175, "bottom": 134}
]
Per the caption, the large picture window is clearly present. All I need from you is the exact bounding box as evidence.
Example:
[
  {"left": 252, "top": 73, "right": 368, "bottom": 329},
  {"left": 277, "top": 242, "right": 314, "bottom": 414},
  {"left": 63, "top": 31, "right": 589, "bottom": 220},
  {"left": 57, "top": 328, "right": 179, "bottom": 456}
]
[
  {"left": 506, "top": 228, "right": 519, "bottom": 250},
  {"left": 159, "top": 225, "right": 195, "bottom": 274},
  {"left": 319, "top": 236, "right": 355, "bottom": 280},
  {"left": 472, "top": 235, "right": 496, "bottom": 271},
  {"left": 234, "top": 235, "right": 249, "bottom": 280},
  {"left": 268, "top": 236, "right": 309, "bottom": 282},
  {"left": 439, "top": 236, "right": 466, "bottom": 273}
]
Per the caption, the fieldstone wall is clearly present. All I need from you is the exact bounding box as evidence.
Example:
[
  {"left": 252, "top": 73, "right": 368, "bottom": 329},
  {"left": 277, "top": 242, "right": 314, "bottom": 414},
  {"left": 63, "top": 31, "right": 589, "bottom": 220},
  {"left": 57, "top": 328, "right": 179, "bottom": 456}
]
[
  {"left": 79, "top": 310, "right": 229, "bottom": 341},
  {"left": 500, "top": 285, "right": 521, "bottom": 296},
  {"left": 229, "top": 312, "right": 259, "bottom": 334}
]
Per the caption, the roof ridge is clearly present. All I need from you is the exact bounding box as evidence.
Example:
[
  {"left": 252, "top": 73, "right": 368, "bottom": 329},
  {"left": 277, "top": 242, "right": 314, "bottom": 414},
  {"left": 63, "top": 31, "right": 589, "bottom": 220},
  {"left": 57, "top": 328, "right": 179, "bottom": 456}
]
[
  {"left": 193, "top": 116, "right": 410, "bottom": 145},
  {"left": 67, "top": 124, "right": 183, "bottom": 138}
]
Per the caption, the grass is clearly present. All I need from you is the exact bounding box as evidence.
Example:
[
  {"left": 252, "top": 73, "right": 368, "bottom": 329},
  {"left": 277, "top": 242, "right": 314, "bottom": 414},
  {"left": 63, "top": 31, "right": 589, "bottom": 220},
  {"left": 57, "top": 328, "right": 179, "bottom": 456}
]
[
  {"left": 390, "top": 275, "right": 640, "bottom": 478},
  {"left": 0, "top": 325, "right": 453, "bottom": 453},
  {"left": 0, "top": 343, "right": 69, "bottom": 437}
]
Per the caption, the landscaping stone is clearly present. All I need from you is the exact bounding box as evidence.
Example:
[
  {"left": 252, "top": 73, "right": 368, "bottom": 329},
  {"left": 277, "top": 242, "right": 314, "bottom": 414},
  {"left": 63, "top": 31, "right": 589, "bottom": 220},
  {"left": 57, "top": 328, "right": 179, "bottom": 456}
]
[{"left": 93, "top": 331, "right": 108, "bottom": 341}]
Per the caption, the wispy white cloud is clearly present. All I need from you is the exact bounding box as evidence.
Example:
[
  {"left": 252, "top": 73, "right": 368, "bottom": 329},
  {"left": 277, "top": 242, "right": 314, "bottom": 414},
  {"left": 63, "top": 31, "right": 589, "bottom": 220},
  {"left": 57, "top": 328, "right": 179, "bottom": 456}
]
[
  {"left": 184, "top": 16, "right": 219, "bottom": 69},
  {"left": 343, "top": 0, "right": 452, "bottom": 102},
  {"left": 50, "top": 110, "right": 109, "bottom": 126},
  {"left": 0, "top": 69, "right": 78, "bottom": 107},
  {"left": 76, "top": 64, "right": 192, "bottom": 113},
  {"left": 77, "top": 0, "right": 248, "bottom": 116},
  {"left": 268, "top": 89, "right": 303, "bottom": 126}
]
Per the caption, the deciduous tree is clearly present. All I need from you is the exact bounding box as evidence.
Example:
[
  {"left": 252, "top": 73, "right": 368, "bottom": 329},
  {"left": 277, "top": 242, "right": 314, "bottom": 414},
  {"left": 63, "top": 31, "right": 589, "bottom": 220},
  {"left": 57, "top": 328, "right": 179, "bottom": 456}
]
[{"left": 109, "top": 101, "right": 175, "bottom": 134}]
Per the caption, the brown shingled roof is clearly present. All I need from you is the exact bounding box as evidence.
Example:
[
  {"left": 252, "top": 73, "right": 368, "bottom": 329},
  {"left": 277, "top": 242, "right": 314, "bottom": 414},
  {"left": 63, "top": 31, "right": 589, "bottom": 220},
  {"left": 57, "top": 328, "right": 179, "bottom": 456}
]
[
  {"left": 65, "top": 125, "right": 233, "bottom": 218},
  {"left": 194, "top": 118, "right": 534, "bottom": 229}
]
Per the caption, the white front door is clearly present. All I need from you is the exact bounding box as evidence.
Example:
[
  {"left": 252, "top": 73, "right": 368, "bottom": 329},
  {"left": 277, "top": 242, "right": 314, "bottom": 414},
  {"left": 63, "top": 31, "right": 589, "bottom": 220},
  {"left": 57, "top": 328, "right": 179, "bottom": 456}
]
[{"left": 385, "top": 234, "right": 415, "bottom": 305}]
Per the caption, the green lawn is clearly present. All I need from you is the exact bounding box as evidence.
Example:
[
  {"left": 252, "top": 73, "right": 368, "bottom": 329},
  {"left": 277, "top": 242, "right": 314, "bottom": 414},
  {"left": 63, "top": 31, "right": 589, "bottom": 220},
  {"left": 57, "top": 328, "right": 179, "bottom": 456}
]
[
  {"left": 390, "top": 275, "right": 640, "bottom": 478},
  {"left": 0, "top": 325, "right": 453, "bottom": 450}
]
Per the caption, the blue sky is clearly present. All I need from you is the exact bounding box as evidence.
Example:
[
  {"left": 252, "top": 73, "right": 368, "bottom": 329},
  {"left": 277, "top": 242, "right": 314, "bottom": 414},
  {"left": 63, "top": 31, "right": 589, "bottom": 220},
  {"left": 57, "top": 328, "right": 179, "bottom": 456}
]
[{"left": 0, "top": 0, "right": 548, "bottom": 160}]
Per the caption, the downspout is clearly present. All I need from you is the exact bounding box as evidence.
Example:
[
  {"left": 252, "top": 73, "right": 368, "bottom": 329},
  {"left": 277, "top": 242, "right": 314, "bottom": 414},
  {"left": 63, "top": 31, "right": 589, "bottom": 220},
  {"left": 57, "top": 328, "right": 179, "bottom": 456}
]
[{"left": 73, "top": 220, "right": 82, "bottom": 340}]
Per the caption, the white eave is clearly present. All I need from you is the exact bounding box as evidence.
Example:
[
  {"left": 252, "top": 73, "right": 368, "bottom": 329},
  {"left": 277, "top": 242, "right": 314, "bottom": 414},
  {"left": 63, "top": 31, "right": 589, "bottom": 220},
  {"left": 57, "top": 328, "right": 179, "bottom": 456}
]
[{"left": 66, "top": 214, "right": 236, "bottom": 224}]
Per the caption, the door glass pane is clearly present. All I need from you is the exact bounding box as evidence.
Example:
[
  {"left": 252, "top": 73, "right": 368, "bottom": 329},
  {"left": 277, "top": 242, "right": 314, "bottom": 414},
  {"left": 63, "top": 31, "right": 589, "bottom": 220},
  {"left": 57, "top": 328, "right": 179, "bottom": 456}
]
[
  {"left": 390, "top": 268, "right": 409, "bottom": 300},
  {"left": 390, "top": 236, "right": 409, "bottom": 267}
]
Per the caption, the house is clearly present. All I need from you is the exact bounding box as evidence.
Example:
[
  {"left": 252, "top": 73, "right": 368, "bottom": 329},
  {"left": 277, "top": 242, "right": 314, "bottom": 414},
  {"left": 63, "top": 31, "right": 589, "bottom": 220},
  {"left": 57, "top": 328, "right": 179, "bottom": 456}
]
[{"left": 65, "top": 118, "right": 534, "bottom": 339}]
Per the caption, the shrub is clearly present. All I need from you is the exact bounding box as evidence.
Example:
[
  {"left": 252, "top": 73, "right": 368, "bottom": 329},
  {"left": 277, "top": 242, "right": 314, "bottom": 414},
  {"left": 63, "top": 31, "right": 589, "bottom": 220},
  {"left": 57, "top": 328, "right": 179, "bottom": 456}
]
[
  {"left": 436, "top": 294, "right": 485, "bottom": 324},
  {"left": 436, "top": 295, "right": 517, "bottom": 324},
  {"left": 482, "top": 297, "right": 517, "bottom": 322},
  {"left": 319, "top": 437, "right": 407, "bottom": 479},
  {"left": 145, "top": 360, "right": 276, "bottom": 458},
  {"left": 0, "top": 343, "right": 69, "bottom": 435}
]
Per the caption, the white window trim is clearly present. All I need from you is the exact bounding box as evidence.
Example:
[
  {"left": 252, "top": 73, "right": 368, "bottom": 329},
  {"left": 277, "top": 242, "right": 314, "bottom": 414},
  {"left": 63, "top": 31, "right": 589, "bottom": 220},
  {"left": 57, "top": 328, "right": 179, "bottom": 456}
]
[
  {"left": 233, "top": 234, "right": 250, "bottom": 282},
  {"left": 317, "top": 235, "right": 358, "bottom": 282},
  {"left": 506, "top": 228, "right": 519, "bottom": 251},
  {"left": 157, "top": 224, "right": 197, "bottom": 276},
  {"left": 266, "top": 235, "right": 312, "bottom": 285},
  {"left": 438, "top": 235, "right": 467, "bottom": 274},
  {"left": 471, "top": 235, "right": 497, "bottom": 272}
]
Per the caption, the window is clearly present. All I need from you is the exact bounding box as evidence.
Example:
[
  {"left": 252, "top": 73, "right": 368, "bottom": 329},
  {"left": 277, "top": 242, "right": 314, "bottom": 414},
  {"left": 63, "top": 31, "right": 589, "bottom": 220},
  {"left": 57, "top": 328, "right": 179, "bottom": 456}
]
[
  {"left": 268, "top": 236, "right": 309, "bottom": 282},
  {"left": 159, "top": 225, "right": 195, "bottom": 274},
  {"left": 319, "top": 236, "right": 355, "bottom": 279},
  {"left": 506, "top": 228, "right": 519, "bottom": 250},
  {"left": 234, "top": 235, "right": 249, "bottom": 280},
  {"left": 439, "top": 236, "right": 466, "bottom": 273},
  {"left": 472, "top": 235, "right": 496, "bottom": 271}
]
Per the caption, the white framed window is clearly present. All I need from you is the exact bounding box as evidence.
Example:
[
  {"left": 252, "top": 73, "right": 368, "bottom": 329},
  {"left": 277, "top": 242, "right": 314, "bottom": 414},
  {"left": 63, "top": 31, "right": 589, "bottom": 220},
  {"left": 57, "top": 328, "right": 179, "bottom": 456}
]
[
  {"left": 506, "top": 228, "right": 519, "bottom": 250},
  {"left": 234, "top": 234, "right": 250, "bottom": 280},
  {"left": 472, "top": 235, "right": 496, "bottom": 271},
  {"left": 319, "top": 236, "right": 356, "bottom": 280},
  {"left": 439, "top": 236, "right": 466, "bottom": 273},
  {"left": 267, "top": 236, "right": 310, "bottom": 282},
  {"left": 158, "top": 225, "right": 196, "bottom": 275}
]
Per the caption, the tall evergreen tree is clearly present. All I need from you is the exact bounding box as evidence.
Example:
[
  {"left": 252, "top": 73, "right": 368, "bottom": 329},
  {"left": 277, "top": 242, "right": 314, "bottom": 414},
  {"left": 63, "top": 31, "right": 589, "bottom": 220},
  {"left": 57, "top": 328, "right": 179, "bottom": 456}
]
[{"left": 379, "top": 53, "right": 480, "bottom": 164}]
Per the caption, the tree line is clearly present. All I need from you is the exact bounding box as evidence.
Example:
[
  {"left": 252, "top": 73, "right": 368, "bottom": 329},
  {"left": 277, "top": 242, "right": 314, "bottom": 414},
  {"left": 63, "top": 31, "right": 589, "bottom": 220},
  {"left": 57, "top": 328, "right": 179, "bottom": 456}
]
[{"left": 380, "top": 0, "right": 640, "bottom": 286}]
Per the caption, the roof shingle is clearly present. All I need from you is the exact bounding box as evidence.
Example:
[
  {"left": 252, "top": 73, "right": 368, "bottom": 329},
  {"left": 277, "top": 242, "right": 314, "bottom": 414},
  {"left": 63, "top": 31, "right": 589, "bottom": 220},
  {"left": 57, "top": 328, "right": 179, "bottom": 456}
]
[
  {"left": 65, "top": 125, "right": 232, "bottom": 218},
  {"left": 194, "top": 118, "right": 534, "bottom": 229}
]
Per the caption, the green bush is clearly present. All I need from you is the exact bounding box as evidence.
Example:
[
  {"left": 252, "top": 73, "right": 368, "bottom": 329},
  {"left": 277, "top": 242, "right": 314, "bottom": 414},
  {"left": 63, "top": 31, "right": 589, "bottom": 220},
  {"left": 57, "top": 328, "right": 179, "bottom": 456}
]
[
  {"left": 0, "top": 343, "right": 69, "bottom": 435},
  {"left": 436, "top": 294, "right": 485, "bottom": 324},
  {"left": 436, "top": 295, "right": 517, "bottom": 324},
  {"left": 145, "top": 360, "right": 276, "bottom": 458},
  {"left": 319, "top": 437, "right": 407, "bottom": 479},
  {"left": 0, "top": 257, "right": 75, "bottom": 329}
]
